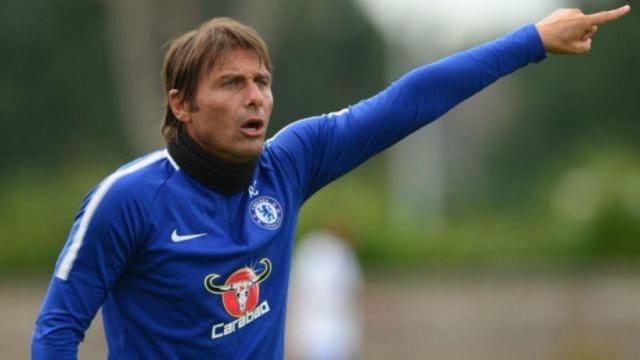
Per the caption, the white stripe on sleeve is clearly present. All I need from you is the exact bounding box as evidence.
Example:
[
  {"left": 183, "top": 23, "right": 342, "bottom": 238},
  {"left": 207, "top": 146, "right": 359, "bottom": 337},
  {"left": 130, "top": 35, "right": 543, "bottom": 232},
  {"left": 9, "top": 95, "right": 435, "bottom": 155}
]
[{"left": 55, "top": 151, "right": 167, "bottom": 280}]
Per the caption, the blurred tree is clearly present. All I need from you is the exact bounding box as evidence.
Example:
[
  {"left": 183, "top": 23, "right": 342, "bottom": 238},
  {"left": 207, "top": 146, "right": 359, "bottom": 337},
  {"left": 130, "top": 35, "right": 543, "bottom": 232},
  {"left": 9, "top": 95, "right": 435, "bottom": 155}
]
[
  {"left": 486, "top": 1, "right": 639, "bottom": 211},
  {"left": 583, "top": 201, "right": 640, "bottom": 257},
  {"left": 0, "top": 0, "right": 128, "bottom": 176}
]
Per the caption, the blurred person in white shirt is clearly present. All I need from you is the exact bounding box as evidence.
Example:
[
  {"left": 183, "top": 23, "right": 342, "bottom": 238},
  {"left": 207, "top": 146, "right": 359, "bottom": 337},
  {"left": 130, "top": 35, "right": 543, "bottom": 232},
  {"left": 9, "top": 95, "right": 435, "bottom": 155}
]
[{"left": 286, "top": 225, "right": 363, "bottom": 360}]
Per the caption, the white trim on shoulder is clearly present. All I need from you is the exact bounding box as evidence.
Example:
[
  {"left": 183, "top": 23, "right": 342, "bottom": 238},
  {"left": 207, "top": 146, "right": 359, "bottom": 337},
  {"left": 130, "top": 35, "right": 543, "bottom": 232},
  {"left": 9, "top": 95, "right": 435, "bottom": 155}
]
[
  {"left": 164, "top": 149, "right": 180, "bottom": 170},
  {"left": 55, "top": 150, "right": 168, "bottom": 280}
]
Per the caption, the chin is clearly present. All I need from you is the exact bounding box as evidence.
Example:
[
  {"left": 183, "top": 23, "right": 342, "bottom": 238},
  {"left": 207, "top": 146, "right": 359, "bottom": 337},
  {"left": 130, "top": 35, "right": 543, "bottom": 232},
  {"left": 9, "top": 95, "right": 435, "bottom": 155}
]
[{"left": 239, "top": 142, "right": 264, "bottom": 160}]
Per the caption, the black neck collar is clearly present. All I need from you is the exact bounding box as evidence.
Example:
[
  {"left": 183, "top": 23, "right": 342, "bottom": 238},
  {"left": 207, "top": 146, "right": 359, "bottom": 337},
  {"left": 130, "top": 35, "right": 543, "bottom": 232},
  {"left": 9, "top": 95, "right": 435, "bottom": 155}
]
[{"left": 167, "top": 130, "right": 258, "bottom": 195}]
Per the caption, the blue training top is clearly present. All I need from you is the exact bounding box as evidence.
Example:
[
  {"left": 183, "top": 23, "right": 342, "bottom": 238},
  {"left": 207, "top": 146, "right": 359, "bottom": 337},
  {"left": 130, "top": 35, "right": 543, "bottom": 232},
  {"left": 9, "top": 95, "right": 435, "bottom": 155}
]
[{"left": 32, "top": 24, "right": 545, "bottom": 359}]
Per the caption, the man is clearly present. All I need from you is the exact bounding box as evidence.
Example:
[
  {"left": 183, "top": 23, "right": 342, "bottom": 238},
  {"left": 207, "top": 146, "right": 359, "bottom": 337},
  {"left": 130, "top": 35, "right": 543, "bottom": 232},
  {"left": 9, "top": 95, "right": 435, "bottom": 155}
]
[
  {"left": 32, "top": 6, "right": 630, "bottom": 359},
  {"left": 287, "top": 229, "right": 363, "bottom": 360}
]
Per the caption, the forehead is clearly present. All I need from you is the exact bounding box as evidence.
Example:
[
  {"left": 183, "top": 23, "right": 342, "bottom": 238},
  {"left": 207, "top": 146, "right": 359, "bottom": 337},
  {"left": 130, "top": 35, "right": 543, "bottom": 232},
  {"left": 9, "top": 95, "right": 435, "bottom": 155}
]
[{"left": 207, "top": 48, "right": 269, "bottom": 78}]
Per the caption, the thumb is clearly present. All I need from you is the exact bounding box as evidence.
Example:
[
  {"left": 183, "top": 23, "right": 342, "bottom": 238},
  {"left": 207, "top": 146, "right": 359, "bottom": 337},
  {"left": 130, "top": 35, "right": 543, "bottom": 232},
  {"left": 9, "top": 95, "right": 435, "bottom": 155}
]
[
  {"left": 576, "top": 38, "right": 593, "bottom": 53},
  {"left": 580, "top": 25, "right": 598, "bottom": 41}
]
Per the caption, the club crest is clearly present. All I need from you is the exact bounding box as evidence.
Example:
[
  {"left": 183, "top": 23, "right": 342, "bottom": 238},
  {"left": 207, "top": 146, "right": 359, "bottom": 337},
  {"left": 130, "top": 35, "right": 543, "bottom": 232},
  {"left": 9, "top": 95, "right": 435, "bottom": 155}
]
[{"left": 249, "top": 196, "right": 282, "bottom": 230}]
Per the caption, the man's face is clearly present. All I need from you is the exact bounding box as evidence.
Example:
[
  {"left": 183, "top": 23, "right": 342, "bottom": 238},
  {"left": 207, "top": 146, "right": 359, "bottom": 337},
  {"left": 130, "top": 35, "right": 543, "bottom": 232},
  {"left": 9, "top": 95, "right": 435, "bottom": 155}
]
[{"left": 179, "top": 48, "right": 273, "bottom": 164}]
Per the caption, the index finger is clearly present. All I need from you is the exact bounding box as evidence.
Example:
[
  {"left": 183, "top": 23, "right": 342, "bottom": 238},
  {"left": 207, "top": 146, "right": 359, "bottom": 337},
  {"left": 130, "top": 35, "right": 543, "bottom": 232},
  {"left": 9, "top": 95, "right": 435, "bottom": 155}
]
[{"left": 586, "top": 5, "right": 631, "bottom": 25}]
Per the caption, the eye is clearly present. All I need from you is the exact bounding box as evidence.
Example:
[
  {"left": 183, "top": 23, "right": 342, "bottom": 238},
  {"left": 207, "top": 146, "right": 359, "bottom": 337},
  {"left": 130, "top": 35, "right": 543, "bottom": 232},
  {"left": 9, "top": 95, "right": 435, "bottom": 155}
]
[
  {"left": 224, "top": 78, "right": 242, "bottom": 87},
  {"left": 256, "top": 78, "right": 270, "bottom": 88}
]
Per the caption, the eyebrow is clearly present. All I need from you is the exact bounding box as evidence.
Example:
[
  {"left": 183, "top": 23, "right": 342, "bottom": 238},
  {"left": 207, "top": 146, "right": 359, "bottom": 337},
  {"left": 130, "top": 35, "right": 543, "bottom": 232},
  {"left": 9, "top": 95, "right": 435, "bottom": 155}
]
[{"left": 215, "top": 72, "right": 271, "bottom": 82}]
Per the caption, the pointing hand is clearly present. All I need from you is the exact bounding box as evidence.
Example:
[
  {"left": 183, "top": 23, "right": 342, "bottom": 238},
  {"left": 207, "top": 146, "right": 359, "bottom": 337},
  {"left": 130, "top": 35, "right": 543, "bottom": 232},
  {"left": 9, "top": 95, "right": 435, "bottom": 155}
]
[{"left": 536, "top": 5, "right": 631, "bottom": 54}]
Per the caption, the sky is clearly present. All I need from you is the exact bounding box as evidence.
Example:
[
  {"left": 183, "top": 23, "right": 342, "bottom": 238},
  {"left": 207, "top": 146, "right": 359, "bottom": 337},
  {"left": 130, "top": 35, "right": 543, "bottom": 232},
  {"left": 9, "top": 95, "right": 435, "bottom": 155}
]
[{"left": 354, "top": 0, "right": 572, "bottom": 55}]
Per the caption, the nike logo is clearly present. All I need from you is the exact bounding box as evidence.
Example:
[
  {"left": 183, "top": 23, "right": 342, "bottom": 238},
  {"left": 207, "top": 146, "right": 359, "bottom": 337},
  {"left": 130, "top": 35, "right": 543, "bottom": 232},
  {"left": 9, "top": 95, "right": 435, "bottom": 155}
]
[{"left": 171, "top": 229, "right": 207, "bottom": 242}]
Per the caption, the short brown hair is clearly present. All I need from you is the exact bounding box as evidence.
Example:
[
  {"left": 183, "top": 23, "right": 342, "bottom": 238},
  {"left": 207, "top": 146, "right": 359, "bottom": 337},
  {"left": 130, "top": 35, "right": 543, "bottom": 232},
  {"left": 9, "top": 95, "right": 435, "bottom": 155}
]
[{"left": 161, "top": 17, "right": 272, "bottom": 144}]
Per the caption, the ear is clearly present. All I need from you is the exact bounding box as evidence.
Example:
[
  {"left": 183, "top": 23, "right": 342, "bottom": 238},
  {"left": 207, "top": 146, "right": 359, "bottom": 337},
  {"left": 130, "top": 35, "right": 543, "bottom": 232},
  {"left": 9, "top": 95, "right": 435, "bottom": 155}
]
[{"left": 168, "top": 89, "right": 192, "bottom": 123}]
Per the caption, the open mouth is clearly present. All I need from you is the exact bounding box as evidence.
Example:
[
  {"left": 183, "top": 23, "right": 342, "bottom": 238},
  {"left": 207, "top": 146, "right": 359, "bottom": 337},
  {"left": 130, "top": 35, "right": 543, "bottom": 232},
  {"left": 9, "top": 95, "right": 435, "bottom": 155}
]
[
  {"left": 243, "top": 119, "right": 263, "bottom": 130},
  {"left": 240, "top": 118, "right": 265, "bottom": 137}
]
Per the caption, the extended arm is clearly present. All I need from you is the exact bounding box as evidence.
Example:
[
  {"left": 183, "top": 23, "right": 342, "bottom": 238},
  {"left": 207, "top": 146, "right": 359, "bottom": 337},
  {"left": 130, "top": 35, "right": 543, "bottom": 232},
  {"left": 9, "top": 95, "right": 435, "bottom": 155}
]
[{"left": 267, "top": 6, "right": 630, "bottom": 200}]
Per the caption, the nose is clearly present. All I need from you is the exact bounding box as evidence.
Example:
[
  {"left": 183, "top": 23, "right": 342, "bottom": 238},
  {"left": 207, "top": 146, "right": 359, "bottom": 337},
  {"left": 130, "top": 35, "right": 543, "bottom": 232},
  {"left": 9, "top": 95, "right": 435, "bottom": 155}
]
[{"left": 245, "top": 81, "right": 264, "bottom": 108}]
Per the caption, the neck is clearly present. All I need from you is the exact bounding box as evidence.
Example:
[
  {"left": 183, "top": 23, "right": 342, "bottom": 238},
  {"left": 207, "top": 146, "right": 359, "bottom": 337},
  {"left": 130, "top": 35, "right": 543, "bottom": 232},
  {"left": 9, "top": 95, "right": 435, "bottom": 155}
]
[{"left": 167, "top": 130, "right": 258, "bottom": 195}]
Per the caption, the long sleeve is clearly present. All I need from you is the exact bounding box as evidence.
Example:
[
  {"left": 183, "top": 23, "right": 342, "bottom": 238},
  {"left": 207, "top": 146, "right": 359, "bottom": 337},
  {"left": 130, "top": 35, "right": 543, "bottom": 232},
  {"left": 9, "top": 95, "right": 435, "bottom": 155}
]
[
  {"left": 266, "top": 24, "right": 546, "bottom": 200},
  {"left": 31, "top": 169, "right": 148, "bottom": 359}
]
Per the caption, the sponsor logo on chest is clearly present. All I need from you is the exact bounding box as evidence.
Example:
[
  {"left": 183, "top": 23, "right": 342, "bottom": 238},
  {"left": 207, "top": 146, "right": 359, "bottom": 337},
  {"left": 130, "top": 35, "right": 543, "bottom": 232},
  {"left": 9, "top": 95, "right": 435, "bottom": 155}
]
[{"left": 204, "top": 259, "right": 272, "bottom": 339}]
